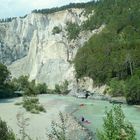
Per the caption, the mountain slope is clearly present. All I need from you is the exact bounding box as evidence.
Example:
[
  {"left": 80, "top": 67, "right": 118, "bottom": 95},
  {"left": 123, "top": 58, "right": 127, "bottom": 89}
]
[
  {"left": 0, "top": 7, "right": 98, "bottom": 88},
  {"left": 74, "top": 0, "right": 140, "bottom": 104}
]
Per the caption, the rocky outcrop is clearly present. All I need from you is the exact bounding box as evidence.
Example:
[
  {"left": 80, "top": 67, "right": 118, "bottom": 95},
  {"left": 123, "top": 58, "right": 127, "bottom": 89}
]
[
  {"left": 77, "top": 77, "right": 106, "bottom": 94},
  {"left": 0, "top": 8, "right": 104, "bottom": 89},
  {"left": 109, "top": 96, "right": 126, "bottom": 104}
]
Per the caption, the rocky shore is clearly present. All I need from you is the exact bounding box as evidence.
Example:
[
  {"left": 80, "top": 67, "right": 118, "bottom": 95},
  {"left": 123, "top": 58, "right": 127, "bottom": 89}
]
[
  {"left": 71, "top": 90, "right": 126, "bottom": 105},
  {"left": 56, "top": 113, "right": 94, "bottom": 140},
  {"left": 72, "top": 116, "right": 95, "bottom": 140}
]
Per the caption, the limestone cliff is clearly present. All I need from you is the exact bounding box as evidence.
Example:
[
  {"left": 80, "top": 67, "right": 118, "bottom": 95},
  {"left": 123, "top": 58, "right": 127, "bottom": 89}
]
[{"left": 0, "top": 8, "right": 103, "bottom": 89}]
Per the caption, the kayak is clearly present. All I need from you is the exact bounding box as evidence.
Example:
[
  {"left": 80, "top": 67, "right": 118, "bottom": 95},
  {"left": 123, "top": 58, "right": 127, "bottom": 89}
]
[{"left": 83, "top": 120, "right": 91, "bottom": 124}]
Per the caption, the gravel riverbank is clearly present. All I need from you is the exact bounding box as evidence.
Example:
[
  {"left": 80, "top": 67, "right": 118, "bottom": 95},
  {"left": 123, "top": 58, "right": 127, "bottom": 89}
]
[{"left": 0, "top": 96, "right": 91, "bottom": 140}]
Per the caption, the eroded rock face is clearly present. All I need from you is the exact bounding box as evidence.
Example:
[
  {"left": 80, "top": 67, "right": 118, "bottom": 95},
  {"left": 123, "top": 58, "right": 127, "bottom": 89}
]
[
  {"left": 77, "top": 77, "right": 106, "bottom": 94},
  {"left": 0, "top": 8, "right": 103, "bottom": 89}
]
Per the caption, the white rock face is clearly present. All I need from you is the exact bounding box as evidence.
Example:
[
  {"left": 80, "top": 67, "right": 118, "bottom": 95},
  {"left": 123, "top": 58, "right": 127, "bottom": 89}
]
[
  {"left": 77, "top": 77, "right": 106, "bottom": 94},
  {"left": 0, "top": 8, "right": 103, "bottom": 89}
]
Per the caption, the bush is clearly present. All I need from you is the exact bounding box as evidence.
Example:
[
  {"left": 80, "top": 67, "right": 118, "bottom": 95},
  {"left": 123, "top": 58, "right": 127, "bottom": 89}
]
[
  {"left": 54, "top": 80, "right": 69, "bottom": 95},
  {"left": 108, "top": 78, "right": 125, "bottom": 97},
  {"left": 11, "top": 76, "right": 48, "bottom": 96},
  {"left": 35, "top": 83, "right": 48, "bottom": 94},
  {"left": 16, "top": 112, "right": 31, "bottom": 140},
  {"left": 97, "top": 105, "right": 136, "bottom": 140},
  {"left": 47, "top": 89, "right": 55, "bottom": 94},
  {"left": 52, "top": 26, "right": 62, "bottom": 35},
  {"left": 125, "top": 74, "right": 140, "bottom": 105},
  {"left": 54, "top": 84, "right": 61, "bottom": 94},
  {"left": 22, "top": 96, "right": 46, "bottom": 114},
  {"left": 66, "top": 22, "right": 80, "bottom": 40},
  {"left": 0, "top": 118, "right": 16, "bottom": 140},
  {"left": 0, "top": 86, "right": 15, "bottom": 99},
  {"left": 48, "top": 112, "right": 67, "bottom": 140},
  {"left": 11, "top": 76, "right": 29, "bottom": 91},
  {"left": 60, "top": 80, "right": 69, "bottom": 95}
]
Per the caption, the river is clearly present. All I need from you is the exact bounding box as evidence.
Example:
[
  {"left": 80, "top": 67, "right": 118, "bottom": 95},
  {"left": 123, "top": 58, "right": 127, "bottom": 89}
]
[{"left": 0, "top": 94, "right": 140, "bottom": 139}]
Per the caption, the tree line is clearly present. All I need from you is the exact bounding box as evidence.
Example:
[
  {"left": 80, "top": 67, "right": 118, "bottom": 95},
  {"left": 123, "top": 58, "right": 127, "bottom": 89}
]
[
  {"left": 32, "top": 1, "right": 95, "bottom": 14},
  {"left": 74, "top": 0, "right": 140, "bottom": 104},
  {"left": 0, "top": 63, "right": 69, "bottom": 99}
]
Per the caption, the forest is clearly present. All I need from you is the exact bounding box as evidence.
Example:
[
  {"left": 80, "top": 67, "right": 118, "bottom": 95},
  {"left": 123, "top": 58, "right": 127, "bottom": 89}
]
[
  {"left": 74, "top": 0, "right": 140, "bottom": 104},
  {"left": 32, "top": 1, "right": 95, "bottom": 14}
]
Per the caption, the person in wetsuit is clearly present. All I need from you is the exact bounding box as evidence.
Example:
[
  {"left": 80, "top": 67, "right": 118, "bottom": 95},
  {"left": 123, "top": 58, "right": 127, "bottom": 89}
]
[
  {"left": 81, "top": 116, "right": 85, "bottom": 122},
  {"left": 85, "top": 92, "right": 90, "bottom": 99}
]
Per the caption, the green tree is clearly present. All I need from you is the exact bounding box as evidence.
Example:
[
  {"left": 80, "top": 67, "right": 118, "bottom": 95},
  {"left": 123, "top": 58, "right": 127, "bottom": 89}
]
[
  {"left": 0, "top": 63, "right": 10, "bottom": 85},
  {"left": 0, "top": 118, "right": 16, "bottom": 140},
  {"left": 35, "top": 83, "right": 48, "bottom": 94},
  {"left": 54, "top": 80, "right": 69, "bottom": 94},
  {"left": 60, "top": 80, "right": 69, "bottom": 95},
  {"left": 66, "top": 22, "right": 80, "bottom": 40},
  {"left": 24, "top": 80, "right": 37, "bottom": 96},
  {"left": 97, "top": 105, "right": 136, "bottom": 140},
  {"left": 52, "top": 26, "right": 62, "bottom": 35},
  {"left": 54, "top": 84, "right": 61, "bottom": 94},
  {"left": 75, "top": 0, "right": 140, "bottom": 89},
  {"left": 109, "top": 78, "right": 125, "bottom": 97},
  {"left": 0, "top": 63, "right": 15, "bottom": 98},
  {"left": 125, "top": 72, "right": 140, "bottom": 105}
]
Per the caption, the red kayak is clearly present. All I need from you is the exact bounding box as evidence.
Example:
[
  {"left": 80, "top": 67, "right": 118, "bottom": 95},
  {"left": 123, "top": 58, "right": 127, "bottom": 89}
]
[
  {"left": 80, "top": 104, "right": 85, "bottom": 107},
  {"left": 84, "top": 120, "right": 91, "bottom": 124}
]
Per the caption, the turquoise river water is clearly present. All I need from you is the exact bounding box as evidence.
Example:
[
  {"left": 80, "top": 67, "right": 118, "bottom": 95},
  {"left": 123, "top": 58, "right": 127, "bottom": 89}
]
[
  {"left": 41, "top": 95, "right": 140, "bottom": 139},
  {"left": 0, "top": 95, "right": 140, "bottom": 139}
]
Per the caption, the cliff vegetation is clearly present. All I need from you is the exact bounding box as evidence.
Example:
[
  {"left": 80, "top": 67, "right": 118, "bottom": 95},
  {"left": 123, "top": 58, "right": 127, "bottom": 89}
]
[{"left": 74, "top": 0, "right": 140, "bottom": 104}]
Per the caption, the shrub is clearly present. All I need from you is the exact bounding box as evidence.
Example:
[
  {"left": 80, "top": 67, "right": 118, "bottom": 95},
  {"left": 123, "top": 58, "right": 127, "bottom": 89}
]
[
  {"left": 60, "top": 80, "right": 69, "bottom": 95},
  {"left": 35, "top": 83, "right": 48, "bottom": 94},
  {"left": 22, "top": 96, "right": 46, "bottom": 114},
  {"left": 66, "top": 22, "right": 80, "bottom": 40},
  {"left": 52, "top": 26, "right": 62, "bottom": 35},
  {"left": 48, "top": 112, "right": 68, "bottom": 140},
  {"left": 54, "top": 80, "right": 69, "bottom": 95},
  {"left": 16, "top": 112, "right": 31, "bottom": 140},
  {"left": 47, "top": 89, "right": 55, "bottom": 94},
  {"left": 97, "top": 105, "right": 136, "bottom": 140},
  {"left": 125, "top": 73, "right": 140, "bottom": 105},
  {"left": 0, "top": 86, "right": 15, "bottom": 99},
  {"left": 54, "top": 84, "right": 61, "bottom": 94},
  {"left": 108, "top": 78, "right": 125, "bottom": 97},
  {"left": 0, "top": 118, "right": 16, "bottom": 140},
  {"left": 11, "top": 75, "right": 29, "bottom": 91},
  {"left": 24, "top": 80, "right": 37, "bottom": 96},
  {"left": 11, "top": 76, "right": 48, "bottom": 96}
]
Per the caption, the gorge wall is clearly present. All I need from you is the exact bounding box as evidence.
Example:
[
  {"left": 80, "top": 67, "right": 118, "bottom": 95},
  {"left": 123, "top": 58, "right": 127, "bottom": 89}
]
[{"left": 0, "top": 8, "right": 103, "bottom": 89}]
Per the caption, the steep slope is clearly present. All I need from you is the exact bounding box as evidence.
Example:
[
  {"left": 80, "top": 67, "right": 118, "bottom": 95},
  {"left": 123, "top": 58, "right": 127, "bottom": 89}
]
[
  {"left": 74, "top": 0, "right": 140, "bottom": 104},
  {"left": 0, "top": 8, "right": 98, "bottom": 88}
]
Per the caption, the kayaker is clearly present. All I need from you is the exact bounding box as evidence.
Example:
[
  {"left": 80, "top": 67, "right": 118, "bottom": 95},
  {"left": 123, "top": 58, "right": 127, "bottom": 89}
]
[{"left": 81, "top": 116, "right": 85, "bottom": 122}]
